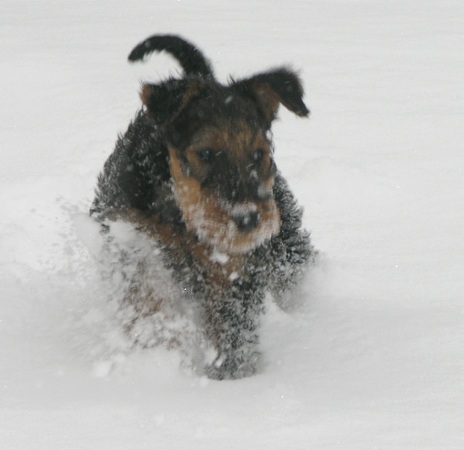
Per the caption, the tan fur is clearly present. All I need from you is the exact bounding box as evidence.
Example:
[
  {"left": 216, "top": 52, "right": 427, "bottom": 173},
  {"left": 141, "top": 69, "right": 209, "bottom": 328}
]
[
  {"left": 169, "top": 145, "right": 280, "bottom": 254},
  {"left": 252, "top": 82, "right": 281, "bottom": 123},
  {"left": 123, "top": 208, "right": 246, "bottom": 289}
]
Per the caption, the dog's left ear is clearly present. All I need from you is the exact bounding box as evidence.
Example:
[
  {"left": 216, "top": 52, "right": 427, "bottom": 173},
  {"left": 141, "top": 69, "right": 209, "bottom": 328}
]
[
  {"left": 233, "top": 67, "right": 309, "bottom": 125},
  {"left": 141, "top": 79, "right": 199, "bottom": 126}
]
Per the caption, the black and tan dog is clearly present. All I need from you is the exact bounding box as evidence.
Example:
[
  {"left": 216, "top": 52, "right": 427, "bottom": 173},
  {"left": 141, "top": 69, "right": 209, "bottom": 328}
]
[{"left": 91, "top": 34, "right": 315, "bottom": 379}]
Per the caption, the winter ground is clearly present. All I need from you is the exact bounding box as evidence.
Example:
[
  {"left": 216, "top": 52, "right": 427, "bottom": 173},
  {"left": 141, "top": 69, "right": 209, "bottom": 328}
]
[{"left": 1, "top": 0, "right": 463, "bottom": 448}]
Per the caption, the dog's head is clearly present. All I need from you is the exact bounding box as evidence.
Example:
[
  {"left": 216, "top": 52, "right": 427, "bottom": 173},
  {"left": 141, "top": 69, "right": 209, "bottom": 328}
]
[{"left": 141, "top": 68, "right": 309, "bottom": 254}]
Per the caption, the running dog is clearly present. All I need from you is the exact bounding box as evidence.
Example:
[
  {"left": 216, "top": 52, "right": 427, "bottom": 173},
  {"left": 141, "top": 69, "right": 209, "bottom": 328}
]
[{"left": 91, "top": 34, "right": 314, "bottom": 379}]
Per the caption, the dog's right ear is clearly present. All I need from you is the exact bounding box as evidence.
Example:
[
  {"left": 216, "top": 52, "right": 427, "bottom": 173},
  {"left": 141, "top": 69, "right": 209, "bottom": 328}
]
[{"left": 141, "top": 80, "right": 200, "bottom": 126}]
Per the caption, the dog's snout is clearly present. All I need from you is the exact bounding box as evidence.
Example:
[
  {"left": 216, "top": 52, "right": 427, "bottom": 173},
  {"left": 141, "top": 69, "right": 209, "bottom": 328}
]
[{"left": 233, "top": 211, "right": 260, "bottom": 233}]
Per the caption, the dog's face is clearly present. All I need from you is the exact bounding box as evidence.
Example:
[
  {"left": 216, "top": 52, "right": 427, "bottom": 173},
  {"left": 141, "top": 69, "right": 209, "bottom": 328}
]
[
  {"left": 142, "top": 69, "right": 309, "bottom": 254},
  {"left": 167, "top": 91, "right": 280, "bottom": 254}
]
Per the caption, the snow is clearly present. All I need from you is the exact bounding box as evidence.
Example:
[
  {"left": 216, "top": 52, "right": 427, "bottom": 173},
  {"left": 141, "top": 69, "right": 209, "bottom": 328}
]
[{"left": 1, "top": 0, "right": 463, "bottom": 448}]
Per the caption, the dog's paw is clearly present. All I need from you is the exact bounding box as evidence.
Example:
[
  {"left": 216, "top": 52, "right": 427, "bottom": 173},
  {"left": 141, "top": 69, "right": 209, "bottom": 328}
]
[{"left": 206, "top": 351, "right": 260, "bottom": 380}]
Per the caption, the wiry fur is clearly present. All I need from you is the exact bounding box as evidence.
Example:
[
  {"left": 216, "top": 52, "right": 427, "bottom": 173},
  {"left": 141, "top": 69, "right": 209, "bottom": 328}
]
[{"left": 91, "top": 34, "right": 315, "bottom": 379}]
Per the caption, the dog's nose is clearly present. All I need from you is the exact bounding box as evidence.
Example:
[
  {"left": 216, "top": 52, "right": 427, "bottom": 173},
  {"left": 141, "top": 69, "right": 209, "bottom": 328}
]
[{"left": 233, "top": 211, "right": 260, "bottom": 233}]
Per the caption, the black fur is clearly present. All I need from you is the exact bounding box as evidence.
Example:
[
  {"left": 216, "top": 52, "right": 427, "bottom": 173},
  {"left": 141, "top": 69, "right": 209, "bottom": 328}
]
[
  {"left": 91, "top": 34, "right": 315, "bottom": 379},
  {"left": 128, "top": 34, "right": 214, "bottom": 78},
  {"left": 233, "top": 68, "right": 310, "bottom": 118}
]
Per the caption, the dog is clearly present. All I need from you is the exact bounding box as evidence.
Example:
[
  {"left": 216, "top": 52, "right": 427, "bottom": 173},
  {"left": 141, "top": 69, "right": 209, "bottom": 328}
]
[{"left": 90, "top": 34, "right": 315, "bottom": 379}]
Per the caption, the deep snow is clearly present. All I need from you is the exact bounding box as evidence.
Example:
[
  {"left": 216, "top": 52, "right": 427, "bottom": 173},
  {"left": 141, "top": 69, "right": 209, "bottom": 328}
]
[{"left": 1, "top": 0, "right": 463, "bottom": 448}]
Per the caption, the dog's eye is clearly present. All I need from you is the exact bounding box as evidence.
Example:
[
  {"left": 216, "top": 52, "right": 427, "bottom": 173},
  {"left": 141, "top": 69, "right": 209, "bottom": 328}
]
[
  {"left": 197, "top": 148, "right": 215, "bottom": 162},
  {"left": 252, "top": 148, "right": 265, "bottom": 162}
]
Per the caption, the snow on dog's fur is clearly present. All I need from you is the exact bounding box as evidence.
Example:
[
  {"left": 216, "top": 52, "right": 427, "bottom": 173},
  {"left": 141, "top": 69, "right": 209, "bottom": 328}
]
[{"left": 91, "top": 34, "right": 315, "bottom": 379}]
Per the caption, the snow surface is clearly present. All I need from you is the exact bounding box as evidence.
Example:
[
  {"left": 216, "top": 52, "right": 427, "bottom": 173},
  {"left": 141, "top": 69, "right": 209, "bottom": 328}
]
[{"left": 1, "top": 0, "right": 463, "bottom": 448}]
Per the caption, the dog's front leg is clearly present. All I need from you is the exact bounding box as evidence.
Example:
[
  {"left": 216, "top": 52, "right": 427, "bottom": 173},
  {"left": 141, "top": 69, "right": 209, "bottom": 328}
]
[{"left": 204, "top": 281, "right": 264, "bottom": 380}]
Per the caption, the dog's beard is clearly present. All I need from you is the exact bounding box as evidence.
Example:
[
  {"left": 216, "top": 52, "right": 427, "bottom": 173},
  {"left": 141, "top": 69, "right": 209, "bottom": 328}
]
[
  {"left": 173, "top": 186, "right": 280, "bottom": 254},
  {"left": 189, "top": 205, "right": 279, "bottom": 254}
]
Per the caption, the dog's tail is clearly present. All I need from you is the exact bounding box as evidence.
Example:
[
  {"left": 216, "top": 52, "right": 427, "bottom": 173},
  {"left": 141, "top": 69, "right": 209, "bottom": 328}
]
[{"left": 128, "top": 34, "right": 214, "bottom": 79}]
